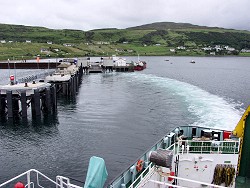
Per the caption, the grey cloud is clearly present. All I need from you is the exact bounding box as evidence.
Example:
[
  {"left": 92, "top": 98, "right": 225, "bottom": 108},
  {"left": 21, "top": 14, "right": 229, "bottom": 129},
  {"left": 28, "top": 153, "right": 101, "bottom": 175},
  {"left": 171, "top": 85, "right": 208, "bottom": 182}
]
[{"left": 0, "top": 0, "right": 249, "bottom": 31}]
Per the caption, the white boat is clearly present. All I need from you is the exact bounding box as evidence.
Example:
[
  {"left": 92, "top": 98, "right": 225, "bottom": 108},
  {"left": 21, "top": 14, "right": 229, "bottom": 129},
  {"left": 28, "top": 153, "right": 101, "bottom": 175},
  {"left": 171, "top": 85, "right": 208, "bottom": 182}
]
[{"left": 1, "top": 106, "right": 250, "bottom": 188}]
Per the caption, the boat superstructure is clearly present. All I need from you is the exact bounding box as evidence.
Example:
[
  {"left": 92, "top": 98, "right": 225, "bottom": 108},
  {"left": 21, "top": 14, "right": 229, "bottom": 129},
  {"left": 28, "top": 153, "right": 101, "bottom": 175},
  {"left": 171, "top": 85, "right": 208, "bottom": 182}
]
[
  {"left": 108, "top": 126, "right": 240, "bottom": 188},
  {"left": 1, "top": 106, "right": 250, "bottom": 188},
  {"left": 108, "top": 106, "right": 250, "bottom": 188}
]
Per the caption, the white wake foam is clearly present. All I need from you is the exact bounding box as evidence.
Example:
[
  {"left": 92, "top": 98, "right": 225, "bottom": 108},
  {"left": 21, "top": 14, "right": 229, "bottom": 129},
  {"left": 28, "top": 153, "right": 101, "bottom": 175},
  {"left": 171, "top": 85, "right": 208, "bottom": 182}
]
[{"left": 123, "top": 73, "right": 242, "bottom": 130}]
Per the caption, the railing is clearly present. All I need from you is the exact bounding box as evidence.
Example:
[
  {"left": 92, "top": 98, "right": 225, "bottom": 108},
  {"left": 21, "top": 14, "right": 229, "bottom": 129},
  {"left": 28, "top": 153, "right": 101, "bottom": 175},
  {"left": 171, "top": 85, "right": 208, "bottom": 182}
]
[
  {"left": 17, "top": 70, "right": 55, "bottom": 83},
  {"left": 149, "top": 176, "right": 228, "bottom": 188},
  {"left": 174, "top": 139, "right": 240, "bottom": 155},
  {"left": 0, "top": 169, "right": 82, "bottom": 188},
  {"left": 128, "top": 163, "right": 154, "bottom": 188}
]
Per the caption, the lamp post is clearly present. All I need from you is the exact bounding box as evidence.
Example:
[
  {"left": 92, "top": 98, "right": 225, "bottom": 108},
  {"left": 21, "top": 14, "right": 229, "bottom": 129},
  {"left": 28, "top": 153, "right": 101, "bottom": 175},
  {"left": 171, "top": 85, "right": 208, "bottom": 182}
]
[
  {"left": 14, "top": 60, "right": 17, "bottom": 84},
  {"left": 7, "top": 58, "right": 10, "bottom": 78}
]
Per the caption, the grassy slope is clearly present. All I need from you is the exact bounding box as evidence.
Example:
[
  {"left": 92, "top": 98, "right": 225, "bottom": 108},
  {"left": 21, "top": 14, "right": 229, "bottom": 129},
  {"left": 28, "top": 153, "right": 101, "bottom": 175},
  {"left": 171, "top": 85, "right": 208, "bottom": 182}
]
[{"left": 0, "top": 22, "right": 250, "bottom": 60}]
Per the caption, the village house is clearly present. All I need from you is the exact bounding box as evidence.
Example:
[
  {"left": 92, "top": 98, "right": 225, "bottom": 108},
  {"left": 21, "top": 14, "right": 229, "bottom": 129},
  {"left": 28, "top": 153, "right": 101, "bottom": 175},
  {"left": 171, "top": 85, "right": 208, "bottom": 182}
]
[
  {"left": 177, "top": 46, "right": 185, "bottom": 50},
  {"left": 40, "top": 48, "right": 50, "bottom": 53},
  {"left": 225, "top": 46, "right": 235, "bottom": 51},
  {"left": 241, "top": 49, "right": 250, "bottom": 53},
  {"left": 63, "top": 43, "right": 73, "bottom": 47},
  {"left": 127, "top": 49, "right": 134, "bottom": 53},
  {"left": 202, "top": 47, "right": 212, "bottom": 51},
  {"left": 96, "top": 41, "right": 110, "bottom": 45},
  {"left": 115, "top": 48, "right": 124, "bottom": 52}
]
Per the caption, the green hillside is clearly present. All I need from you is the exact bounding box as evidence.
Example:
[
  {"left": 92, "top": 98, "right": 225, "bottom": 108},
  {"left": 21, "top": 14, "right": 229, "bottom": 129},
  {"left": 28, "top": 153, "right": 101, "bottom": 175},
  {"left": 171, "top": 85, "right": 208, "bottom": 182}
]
[{"left": 0, "top": 22, "right": 250, "bottom": 60}]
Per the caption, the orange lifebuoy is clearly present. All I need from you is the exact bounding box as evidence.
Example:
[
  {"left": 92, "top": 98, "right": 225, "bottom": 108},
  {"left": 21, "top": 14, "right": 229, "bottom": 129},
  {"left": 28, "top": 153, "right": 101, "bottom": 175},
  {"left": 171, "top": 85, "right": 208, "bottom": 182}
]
[{"left": 136, "top": 159, "right": 144, "bottom": 172}]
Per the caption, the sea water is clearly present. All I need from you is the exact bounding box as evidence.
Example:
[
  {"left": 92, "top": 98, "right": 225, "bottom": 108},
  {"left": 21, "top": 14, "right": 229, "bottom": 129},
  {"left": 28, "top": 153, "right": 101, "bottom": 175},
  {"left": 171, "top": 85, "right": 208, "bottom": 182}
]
[{"left": 0, "top": 56, "right": 249, "bottom": 186}]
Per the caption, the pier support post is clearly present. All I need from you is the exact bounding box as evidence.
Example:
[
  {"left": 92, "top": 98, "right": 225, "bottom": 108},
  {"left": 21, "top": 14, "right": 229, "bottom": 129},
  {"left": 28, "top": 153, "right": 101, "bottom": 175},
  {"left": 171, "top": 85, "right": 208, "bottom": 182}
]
[
  {"left": 31, "top": 89, "right": 41, "bottom": 116},
  {"left": 51, "top": 85, "right": 57, "bottom": 112},
  {"left": 71, "top": 76, "right": 75, "bottom": 95},
  {"left": 45, "top": 87, "right": 51, "bottom": 112},
  {"left": 0, "top": 92, "right": 3, "bottom": 114},
  {"left": 21, "top": 91, "right": 27, "bottom": 117},
  {"left": 0, "top": 91, "right": 6, "bottom": 115},
  {"left": 13, "top": 95, "right": 19, "bottom": 114},
  {"left": 62, "top": 82, "right": 68, "bottom": 95},
  {"left": 6, "top": 90, "right": 13, "bottom": 118},
  {"left": 76, "top": 72, "right": 79, "bottom": 92},
  {"left": 73, "top": 75, "right": 76, "bottom": 94},
  {"left": 34, "top": 89, "right": 41, "bottom": 116},
  {"left": 69, "top": 77, "right": 73, "bottom": 96}
]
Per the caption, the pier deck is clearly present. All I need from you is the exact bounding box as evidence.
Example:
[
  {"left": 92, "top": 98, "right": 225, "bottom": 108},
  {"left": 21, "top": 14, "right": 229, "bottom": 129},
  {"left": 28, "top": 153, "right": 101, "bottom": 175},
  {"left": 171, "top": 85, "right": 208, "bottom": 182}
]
[{"left": 0, "top": 82, "right": 51, "bottom": 95}]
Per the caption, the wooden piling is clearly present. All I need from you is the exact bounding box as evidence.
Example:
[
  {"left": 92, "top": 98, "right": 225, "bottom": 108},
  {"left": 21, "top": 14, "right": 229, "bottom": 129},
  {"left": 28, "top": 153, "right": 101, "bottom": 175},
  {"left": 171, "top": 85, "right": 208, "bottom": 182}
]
[
  {"left": 21, "top": 91, "right": 27, "bottom": 117},
  {"left": 0, "top": 90, "right": 3, "bottom": 115},
  {"left": 0, "top": 82, "right": 56, "bottom": 120},
  {"left": 51, "top": 85, "right": 57, "bottom": 112},
  {"left": 45, "top": 87, "right": 51, "bottom": 112},
  {"left": 31, "top": 89, "right": 41, "bottom": 117},
  {"left": 6, "top": 91, "right": 13, "bottom": 118}
]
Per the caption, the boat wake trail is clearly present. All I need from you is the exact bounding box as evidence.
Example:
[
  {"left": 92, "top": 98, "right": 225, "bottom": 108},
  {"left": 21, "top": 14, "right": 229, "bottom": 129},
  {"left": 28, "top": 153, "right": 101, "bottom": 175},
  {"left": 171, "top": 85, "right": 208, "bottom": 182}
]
[{"left": 123, "top": 73, "right": 242, "bottom": 130}]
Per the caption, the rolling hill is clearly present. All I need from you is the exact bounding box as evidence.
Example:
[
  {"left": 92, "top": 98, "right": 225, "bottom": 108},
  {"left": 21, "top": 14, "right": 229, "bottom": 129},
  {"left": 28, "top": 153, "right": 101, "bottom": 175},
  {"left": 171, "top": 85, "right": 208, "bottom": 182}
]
[{"left": 0, "top": 22, "right": 250, "bottom": 60}]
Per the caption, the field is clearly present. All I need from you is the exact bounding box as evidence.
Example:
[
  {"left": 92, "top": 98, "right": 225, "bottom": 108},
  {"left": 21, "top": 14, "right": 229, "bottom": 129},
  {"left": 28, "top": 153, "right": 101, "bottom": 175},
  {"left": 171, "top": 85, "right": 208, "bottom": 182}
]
[{"left": 0, "top": 22, "right": 250, "bottom": 60}]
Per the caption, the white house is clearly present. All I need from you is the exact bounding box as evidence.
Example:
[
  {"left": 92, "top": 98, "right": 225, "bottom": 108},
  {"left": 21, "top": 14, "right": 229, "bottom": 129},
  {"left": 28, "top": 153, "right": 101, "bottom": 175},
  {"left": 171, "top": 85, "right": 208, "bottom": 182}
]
[
  {"left": 96, "top": 41, "right": 110, "bottom": 45},
  {"left": 0, "top": 40, "right": 6, "bottom": 43},
  {"left": 177, "top": 46, "right": 185, "bottom": 50},
  {"left": 40, "top": 48, "right": 50, "bottom": 53},
  {"left": 114, "top": 58, "right": 127, "bottom": 66},
  {"left": 241, "top": 49, "right": 250, "bottom": 53},
  {"left": 202, "top": 47, "right": 212, "bottom": 51},
  {"left": 225, "top": 46, "right": 235, "bottom": 51},
  {"left": 63, "top": 43, "right": 72, "bottom": 47}
]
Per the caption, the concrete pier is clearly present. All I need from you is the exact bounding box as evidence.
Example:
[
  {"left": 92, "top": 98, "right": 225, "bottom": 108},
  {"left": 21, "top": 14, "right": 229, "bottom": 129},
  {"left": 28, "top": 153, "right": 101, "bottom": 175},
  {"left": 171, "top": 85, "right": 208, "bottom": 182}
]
[
  {"left": 114, "top": 65, "right": 134, "bottom": 72},
  {"left": 78, "top": 57, "right": 134, "bottom": 73},
  {"left": 45, "top": 63, "right": 83, "bottom": 96},
  {"left": 0, "top": 81, "right": 57, "bottom": 119}
]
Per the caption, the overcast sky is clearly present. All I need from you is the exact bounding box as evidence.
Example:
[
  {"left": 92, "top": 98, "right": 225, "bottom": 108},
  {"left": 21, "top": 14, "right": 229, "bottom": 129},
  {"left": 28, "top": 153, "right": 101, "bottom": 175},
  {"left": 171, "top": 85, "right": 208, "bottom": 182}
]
[{"left": 1, "top": 0, "right": 250, "bottom": 31}]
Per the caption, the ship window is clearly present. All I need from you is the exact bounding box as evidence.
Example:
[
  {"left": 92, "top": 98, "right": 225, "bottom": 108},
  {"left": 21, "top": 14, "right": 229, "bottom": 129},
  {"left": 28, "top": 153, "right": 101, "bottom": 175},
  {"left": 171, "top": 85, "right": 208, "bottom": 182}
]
[{"left": 192, "top": 127, "right": 197, "bottom": 137}]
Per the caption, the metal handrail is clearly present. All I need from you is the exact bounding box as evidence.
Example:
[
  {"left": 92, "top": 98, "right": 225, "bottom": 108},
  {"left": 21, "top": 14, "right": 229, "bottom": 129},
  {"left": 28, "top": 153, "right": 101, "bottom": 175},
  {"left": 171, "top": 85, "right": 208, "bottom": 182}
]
[
  {"left": 0, "top": 169, "right": 82, "bottom": 188},
  {"left": 175, "top": 140, "right": 240, "bottom": 155},
  {"left": 128, "top": 163, "right": 154, "bottom": 188}
]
